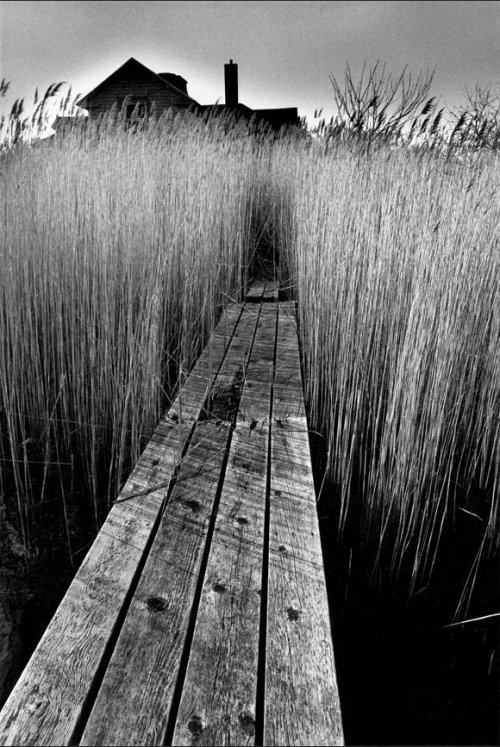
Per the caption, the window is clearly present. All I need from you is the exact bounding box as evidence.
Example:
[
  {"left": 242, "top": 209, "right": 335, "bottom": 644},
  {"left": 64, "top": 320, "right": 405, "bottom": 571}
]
[{"left": 123, "top": 95, "right": 148, "bottom": 119}]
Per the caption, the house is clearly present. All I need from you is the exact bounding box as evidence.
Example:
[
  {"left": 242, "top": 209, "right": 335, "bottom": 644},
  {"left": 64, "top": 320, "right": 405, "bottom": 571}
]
[
  {"left": 75, "top": 57, "right": 198, "bottom": 120},
  {"left": 60, "top": 57, "right": 300, "bottom": 132}
]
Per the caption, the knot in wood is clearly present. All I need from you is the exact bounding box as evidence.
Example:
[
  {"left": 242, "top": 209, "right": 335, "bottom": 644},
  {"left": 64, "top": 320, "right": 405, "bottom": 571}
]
[
  {"left": 213, "top": 583, "right": 227, "bottom": 594},
  {"left": 278, "top": 545, "right": 287, "bottom": 553},
  {"left": 27, "top": 698, "right": 47, "bottom": 715},
  {"left": 238, "top": 711, "right": 256, "bottom": 736},
  {"left": 236, "top": 516, "right": 248, "bottom": 525},
  {"left": 286, "top": 606, "right": 301, "bottom": 622},
  {"left": 183, "top": 498, "right": 201, "bottom": 513},
  {"left": 147, "top": 595, "right": 168, "bottom": 612},
  {"left": 187, "top": 715, "right": 204, "bottom": 735}
]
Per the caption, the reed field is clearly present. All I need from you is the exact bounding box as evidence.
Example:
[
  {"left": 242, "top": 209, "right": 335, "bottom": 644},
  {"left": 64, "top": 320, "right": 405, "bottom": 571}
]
[
  {"left": 267, "top": 138, "right": 500, "bottom": 614},
  {"left": 0, "top": 110, "right": 262, "bottom": 556},
  {"left": 0, "top": 100, "right": 498, "bottom": 620}
]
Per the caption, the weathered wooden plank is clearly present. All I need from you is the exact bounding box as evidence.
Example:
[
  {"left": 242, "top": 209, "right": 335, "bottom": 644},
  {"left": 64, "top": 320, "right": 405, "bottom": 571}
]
[
  {"left": 265, "top": 421, "right": 344, "bottom": 746},
  {"left": 270, "top": 302, "right": 305, "bottom": 419},
  {"left": 80, "top": 422, "right": 231, "bottom": 746},
  {"left": 245, "top": 279, "right": 267, "bottom": 300},
  {"left": 245, "top": 279, "right": 279, "bottom": 302},
  {"left": 0, "top": 300, "right": 251, "bottom": 747},
  {"left": 263, "top": 302, "right": 344, "bottom": 746},
  {"left": 260, "top": 280, "right": 279, "bottom": 302},
  {"left": 80, "top": 306, "right": 263, "bottom": 746},
  {"left": 172, "top": 303, "right": 278, "bottom": 746}
]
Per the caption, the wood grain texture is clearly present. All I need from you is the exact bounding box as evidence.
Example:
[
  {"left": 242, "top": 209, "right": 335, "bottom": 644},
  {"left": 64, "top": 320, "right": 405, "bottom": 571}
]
[
  {"left": 245, "top": 280, "right": 279, "bottom": 302},
  {"left": 0, "top": 302, "right": 247, "bottom": 747},
  {"left": 81, "top": 421, "right": 232, "bottom": 746},
  {"left": 172, "top": 303, "right": 278, "bottom": 746},
  {"left": 263, "top": 302, "right": 344, "bottom": 746},
  {"left": 260, "top": 280, "right": 279, "bottom": 302},
  {"left": 80, "top": 306, "right": 262, "bottom": 746},
  {"left": 271, "top": 301, "right": 305, "bottom": 419},
  {"left": 245, "top": 280, "right": 267, "bottom": 300}
]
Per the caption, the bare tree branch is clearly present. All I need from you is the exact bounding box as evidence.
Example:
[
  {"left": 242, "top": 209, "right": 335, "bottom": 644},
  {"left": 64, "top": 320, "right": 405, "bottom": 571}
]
[{"left": 329, "top": 61, "right": 435, "bottom": 143}]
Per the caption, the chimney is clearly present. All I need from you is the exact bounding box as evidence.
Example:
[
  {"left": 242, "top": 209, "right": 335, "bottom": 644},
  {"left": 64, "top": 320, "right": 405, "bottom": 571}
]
[{"left": 224, "top": 59, "right": 238, "bottom": 107}]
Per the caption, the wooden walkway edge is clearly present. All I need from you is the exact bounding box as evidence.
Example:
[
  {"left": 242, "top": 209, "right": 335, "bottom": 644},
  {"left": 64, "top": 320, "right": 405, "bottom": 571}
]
[{"left": 0, "top": 281, "right": 344, "bottom": 746}]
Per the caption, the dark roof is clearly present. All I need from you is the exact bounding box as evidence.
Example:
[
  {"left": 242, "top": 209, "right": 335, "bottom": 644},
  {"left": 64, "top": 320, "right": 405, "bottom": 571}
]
[
  {"left": 254, "top": 107, "right": 300, "bottom": 129},
  {"left": 76, "top": 57, "right": 198, "bottom": 109},
  {"left": 197, "top": 102, "right": 254, "bottom": 118},
  {"left": 157, "top": 73, "right": 188, "bottom": 95},
  {"left": 197, "top": 103, "right": 300, "bottom": 131}
]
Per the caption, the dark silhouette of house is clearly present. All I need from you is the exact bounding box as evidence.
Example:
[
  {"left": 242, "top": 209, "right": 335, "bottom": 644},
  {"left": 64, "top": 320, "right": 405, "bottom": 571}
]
[
  {"left": 69, "top": 57, "right": 300, "bottom": 132},
  {"left": 197, "top": 59, "right": 300, "bottom": 131}
]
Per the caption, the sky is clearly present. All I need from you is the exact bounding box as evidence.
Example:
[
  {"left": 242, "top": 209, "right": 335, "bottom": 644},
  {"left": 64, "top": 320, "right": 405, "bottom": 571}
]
[{"left": 0, "top": 0, "right": 499, "bottom": 127}]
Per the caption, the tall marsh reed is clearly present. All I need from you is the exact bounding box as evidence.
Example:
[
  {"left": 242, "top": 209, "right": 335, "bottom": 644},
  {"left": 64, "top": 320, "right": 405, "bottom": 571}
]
[
  {"left": 268, "top": 138, "right": 499, "bottom": 610},
  {"left": 0, "top": 110, "right": 261, "bottom": 553},
  {"left": 1, "top": 97, "right": 498, "bottom": 613}
]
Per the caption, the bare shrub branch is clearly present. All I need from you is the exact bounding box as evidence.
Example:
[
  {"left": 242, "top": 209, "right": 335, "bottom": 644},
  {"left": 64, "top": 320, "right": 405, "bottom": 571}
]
[{"left": 329, "top": 60, "right": 435, "bottom": 143}]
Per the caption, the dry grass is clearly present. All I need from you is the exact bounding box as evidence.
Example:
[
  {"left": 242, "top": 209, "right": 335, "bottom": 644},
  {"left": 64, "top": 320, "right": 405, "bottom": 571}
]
[
  {"left": 266, "top": 138, "right": 499, "bottom": 605},
  {"left": 1, "top": 96, "right": 498, "bottom": 611},
  {"left": 0, "top": 110, "right": 261, "bottom": 551}
]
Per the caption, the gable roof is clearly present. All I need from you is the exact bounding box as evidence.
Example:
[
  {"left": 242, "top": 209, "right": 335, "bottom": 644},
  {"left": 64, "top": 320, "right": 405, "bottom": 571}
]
[
  {"left": 157, "top": 73, "right": 188, "bottom": 94},
  {"left": 76, "top": 57, "right": 199, "bottom": 109}
]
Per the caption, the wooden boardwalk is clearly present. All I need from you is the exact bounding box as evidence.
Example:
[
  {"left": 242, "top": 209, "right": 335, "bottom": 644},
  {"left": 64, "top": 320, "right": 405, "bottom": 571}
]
[{"left": 0, "top": 281, "right": 344, "bottom": 746}]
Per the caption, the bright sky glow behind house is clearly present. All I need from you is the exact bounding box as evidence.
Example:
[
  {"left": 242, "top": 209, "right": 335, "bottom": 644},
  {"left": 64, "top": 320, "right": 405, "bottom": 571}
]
[{"left": 0, "top": 0, "right": 499, "bottom": 128}]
